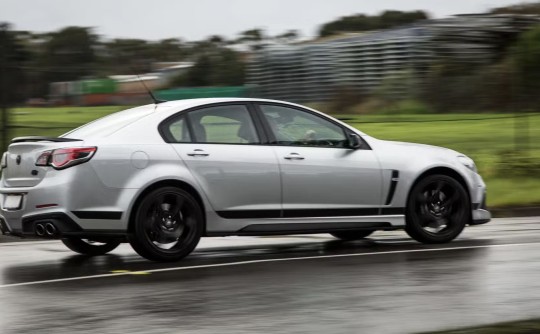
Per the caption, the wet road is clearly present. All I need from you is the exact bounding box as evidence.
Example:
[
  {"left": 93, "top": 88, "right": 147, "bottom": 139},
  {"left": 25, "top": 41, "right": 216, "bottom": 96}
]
[{"left": 1, "top": 217, "right": 540, "bottom": 334}]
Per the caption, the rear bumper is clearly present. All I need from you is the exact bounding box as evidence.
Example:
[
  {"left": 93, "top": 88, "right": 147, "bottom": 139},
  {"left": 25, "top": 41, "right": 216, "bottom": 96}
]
[
  {"left": 0, "top": 217, "right": 11, "bottom": 235},
  {"left": 0, "top": 164, "right": 133, "bottom": 235},
  {"left": 0, "top": 212, "right": 80, "bottom": 237},
  {"left": 0, "top": 212, "right": 125, "bottom": 238}
]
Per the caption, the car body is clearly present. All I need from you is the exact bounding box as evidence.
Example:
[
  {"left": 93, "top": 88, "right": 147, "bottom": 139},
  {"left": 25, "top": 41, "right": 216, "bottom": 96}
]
[{"left": 0, "top": 98, "right": 490, "bottom": 261}]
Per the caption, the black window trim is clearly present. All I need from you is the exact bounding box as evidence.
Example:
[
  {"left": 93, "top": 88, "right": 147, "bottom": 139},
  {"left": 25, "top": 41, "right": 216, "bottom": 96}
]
[
  {"left": 253, "top": 102, "right": 371, "bottom": 150},
  {"left": 158, "top": 102, "right": 269, "bottom": 145}
]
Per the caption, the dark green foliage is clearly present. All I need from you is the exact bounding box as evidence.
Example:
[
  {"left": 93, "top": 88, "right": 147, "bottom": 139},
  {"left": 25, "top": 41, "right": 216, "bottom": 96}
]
[
  {"left": 171, "top": 48, "right": 245, "bottom": 87},
  {"left": 0, "top": 22, "right": 30, "bottom": 104},
  {"left": 491, "top": 2, "right": 540, "bottom": 14},
  {"left": 329, "top": 85, "right": 366, "bottom": 113},
  {"left": 319, "top": 10, "right": 429, "bottom": 37},
  {"left": 511, "top": 25, "right": 540, "bottom": 109},
  {"left": 422, "top": 24, "right": 540, "bottom": 113},
  {"left": 274, "top": 30, "right": 300, "bottom": 43},
  {"left": 99, "top": 37, "right": 188, "bottom": 75},
  {"left": 496, "top": 151, "right": 540, "bottom": 177},
  {"left": 42, "top": 26, "right": 97, "bottom": 82}
]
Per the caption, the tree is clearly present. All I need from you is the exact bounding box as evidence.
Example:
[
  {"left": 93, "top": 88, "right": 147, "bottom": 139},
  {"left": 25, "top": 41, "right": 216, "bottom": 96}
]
[
  {"left": 212, "top": 49, "right": 245, "bottom": 85},
  {"left": 151, "top": 38, "right": 188, "bottom": 62},
  {"left": 319, "top": 10, "right": 429, "bottom": 37},
  {"left": 237, "top": 29, "right": 266, "bottom": 50},
  {"left": 42, "top": 27, "right": 97, "bottom": 82},
  {"left": 0, "top": 23, "right": 30, "bottom": 150},
  {"left": 274, "top": 30, "right": 300, "bottom": 43},
  {"left": 100, "top": 38, "right": 152, "bottom": 74},
  {"left": 511, "top": 24, "right": 540, "bottom": 109},
  {"left": 171, "top": 47, "right": 245, "bottom": 87},
  {"left": 207, "top": 35, "right": 227, "bottom": 46},
  {"left": 491, "top": 2, "right": 540, "bottom": 14},
  {"left": 0, "top": 23, "right": 29, "bottom": 103}
]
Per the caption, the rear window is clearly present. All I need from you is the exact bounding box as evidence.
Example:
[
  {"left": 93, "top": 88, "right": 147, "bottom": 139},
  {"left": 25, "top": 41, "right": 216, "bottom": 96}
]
[{"left": 61, "top": 105, "right": 156, "bottom": 139}]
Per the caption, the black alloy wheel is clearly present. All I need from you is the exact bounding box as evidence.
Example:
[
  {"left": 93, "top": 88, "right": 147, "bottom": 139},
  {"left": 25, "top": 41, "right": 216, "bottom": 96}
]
[
  {"left": 129, "top": 187, "right": 203, "bottom": 262},
  {"left": 331, "top": 230, "right": 374, "bottom": 241},
  {"left": 405, "top": 174, "right": 469, "bottom": 243},
  {"left": 62, "top": 238, "right": 121, "bottom": 256}
]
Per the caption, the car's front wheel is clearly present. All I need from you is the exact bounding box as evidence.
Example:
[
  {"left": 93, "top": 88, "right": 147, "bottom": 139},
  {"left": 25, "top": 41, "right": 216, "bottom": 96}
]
[
  {"left": 405, "top": 174, "right": 469, "bottom": 244},
  {"left": 61, "top": 238, "right": 121, "bottom": 256},
  {"left": 331, "top": 230, "right": 374, "bottom": 241},
  {"left": 128, "top": 187, "right": 203, "bottom": 262}
]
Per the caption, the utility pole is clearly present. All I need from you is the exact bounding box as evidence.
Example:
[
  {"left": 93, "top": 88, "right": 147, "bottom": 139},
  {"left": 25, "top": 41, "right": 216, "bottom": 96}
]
[{"left": 0, "top": 23, "right": 8, "bottom": 153}]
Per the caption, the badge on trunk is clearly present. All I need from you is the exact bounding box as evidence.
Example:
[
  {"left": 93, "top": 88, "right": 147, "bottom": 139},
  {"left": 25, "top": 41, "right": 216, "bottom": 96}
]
[{"left": 16, "top": 155, "right": 21, "bottom": 165}]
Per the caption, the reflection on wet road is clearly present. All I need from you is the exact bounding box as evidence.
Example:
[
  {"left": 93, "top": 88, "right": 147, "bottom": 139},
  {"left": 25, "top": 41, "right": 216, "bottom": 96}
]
[{"left": 1, "top": 217, "right": 540, "bottom": 333}]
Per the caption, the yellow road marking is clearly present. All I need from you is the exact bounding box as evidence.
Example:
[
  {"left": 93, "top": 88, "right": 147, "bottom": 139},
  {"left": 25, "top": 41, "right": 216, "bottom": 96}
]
[{"left": 111, "top": 270, "right": 150, "bottom": 275}]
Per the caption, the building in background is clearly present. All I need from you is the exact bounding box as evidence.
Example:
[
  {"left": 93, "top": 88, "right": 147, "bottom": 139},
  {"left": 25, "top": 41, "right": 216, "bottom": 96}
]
[
  {"left": 47, "top": 14, "right": 540, "bottom": 106},
  {"left": 247, "top": 14, "right": 540, "bottom": 103},
  {"left": 48, "top": 62, "right": 194, "bottom": 106}
]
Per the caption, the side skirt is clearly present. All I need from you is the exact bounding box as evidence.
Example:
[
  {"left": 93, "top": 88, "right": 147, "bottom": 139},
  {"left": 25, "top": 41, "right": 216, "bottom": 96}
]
[{"left": 206, "top": 221, "right": 400, "bottom": 237}]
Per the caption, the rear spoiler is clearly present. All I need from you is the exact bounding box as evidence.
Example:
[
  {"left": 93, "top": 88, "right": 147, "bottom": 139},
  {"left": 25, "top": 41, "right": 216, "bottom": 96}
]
[{"left": 11, "top": 136, "right": 82, "bottom": 144}]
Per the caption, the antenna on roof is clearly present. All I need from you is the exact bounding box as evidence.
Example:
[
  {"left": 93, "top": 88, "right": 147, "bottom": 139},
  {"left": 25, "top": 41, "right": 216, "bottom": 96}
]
[{"left": 133, "top": 72, "right": 167, "bottom": 105}]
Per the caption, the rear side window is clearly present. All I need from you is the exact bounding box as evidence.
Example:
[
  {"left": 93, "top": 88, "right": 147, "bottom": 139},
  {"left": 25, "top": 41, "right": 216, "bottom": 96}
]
[
  {"left": 187, "top": 105, "right": 259, "bottom": 144},
  {"left": 166, "top": 116, "right": 191, "bottom": 143}
]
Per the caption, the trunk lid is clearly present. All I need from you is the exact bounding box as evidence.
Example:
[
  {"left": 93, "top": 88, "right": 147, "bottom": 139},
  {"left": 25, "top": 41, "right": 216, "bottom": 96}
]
[{"left": 1, "top": 137, "right": 82, "bottom": 188}]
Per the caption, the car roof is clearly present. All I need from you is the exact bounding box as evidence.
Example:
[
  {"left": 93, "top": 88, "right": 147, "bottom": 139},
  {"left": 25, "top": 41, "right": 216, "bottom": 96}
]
[
  {"left": 62, "top": 98, "right": 297, "bottom": 140},
  {"left": 155, "top": 97, "right": 298, "bottom": 109},
  {"left": 64, "top": 98, "right": 365, "bottom": 141}
]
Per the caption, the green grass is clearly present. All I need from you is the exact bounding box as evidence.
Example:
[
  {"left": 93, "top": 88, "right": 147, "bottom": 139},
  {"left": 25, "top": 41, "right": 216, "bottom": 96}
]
[
  {"left": 346, "top": 113, "right": 540, "bottom": 208},
  {"left": 4, "top": 107, "right": 540, "bottom": 209},
  {"left": 8, "top": 106, "right": 126, "bottom": 138}
]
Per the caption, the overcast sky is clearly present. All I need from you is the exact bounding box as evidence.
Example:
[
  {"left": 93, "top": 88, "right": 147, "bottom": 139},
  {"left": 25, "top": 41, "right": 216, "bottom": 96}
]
[{"left": 1, "top": 0, "right": 537, "bottom": 41}]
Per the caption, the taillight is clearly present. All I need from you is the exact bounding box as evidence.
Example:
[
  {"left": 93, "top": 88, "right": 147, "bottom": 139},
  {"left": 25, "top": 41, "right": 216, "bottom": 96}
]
[
  {"left": 35, "top": 147, "right": 97, "bottom": 170},
  {"left": 35, "top": 151, "right": 52, "bottom": 166}
]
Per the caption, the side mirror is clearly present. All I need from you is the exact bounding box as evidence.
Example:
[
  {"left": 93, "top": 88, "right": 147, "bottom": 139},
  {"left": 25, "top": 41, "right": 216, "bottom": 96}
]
[{"left": 348, "top": 133, "right": 363, "bottom": 149}]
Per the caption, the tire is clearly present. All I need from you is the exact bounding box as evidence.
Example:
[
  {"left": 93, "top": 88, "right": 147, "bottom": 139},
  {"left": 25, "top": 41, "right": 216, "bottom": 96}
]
[
  {"left": 61, "top": 238, "right": 120, "bottom": 256},
  {"left": 128, "top": 187, "right": 203, "bottom": 262},
  {"left": 331, "top": 230, "right": 374, "bottom": 241},
  {"left": 405, "top": 174, "right": 470, "bottom": 244}
]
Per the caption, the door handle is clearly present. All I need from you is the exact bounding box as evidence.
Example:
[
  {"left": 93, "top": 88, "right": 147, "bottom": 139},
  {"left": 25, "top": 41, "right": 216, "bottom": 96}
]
[
  {"left": 284, "top": 153, "right": 305, "bottom": 160},
  {"left": 187, "top": 149, "right": 209, "bottom": 157}
]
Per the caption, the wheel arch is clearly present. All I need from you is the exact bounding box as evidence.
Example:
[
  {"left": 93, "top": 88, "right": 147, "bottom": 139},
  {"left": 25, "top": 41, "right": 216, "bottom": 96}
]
[
  {"left": 407, "top": 166, "right": 471, "bottom": 216},
  {"left": 127, "top": 179, "right": 207, "bottom": 234}
]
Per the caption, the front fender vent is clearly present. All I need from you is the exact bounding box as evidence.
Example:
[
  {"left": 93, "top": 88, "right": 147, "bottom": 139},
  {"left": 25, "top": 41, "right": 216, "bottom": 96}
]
[{"left": 385, "top": 170, "right": 399, "bottom": 205}]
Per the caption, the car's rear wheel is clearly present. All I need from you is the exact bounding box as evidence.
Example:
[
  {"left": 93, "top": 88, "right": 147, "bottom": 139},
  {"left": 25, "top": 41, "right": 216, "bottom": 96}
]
[
  {"left": 128, "top": 187, "right": 203, "bottom": 262},
  {"left": 61, "top": 238, "right": 121, "bottom": 256},
  {"left": 405, "top": 174, "right": 469, "bottom": 244},
  {"left": 331, "top": 230, "right": 374, "bottom": 241}
]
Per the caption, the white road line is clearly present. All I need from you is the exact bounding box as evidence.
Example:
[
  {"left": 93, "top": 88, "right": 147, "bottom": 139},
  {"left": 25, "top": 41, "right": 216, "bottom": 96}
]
[
  {"left": 0, "top": 240, "right": 58, "bottom": 246},
  {"left": 1, "top": 241, "right": 539, "bottom": 289}
]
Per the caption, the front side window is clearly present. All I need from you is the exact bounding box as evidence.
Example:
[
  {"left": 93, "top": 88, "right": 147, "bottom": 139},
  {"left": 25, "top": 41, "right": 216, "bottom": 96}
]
[
  {"left": 188, "top": 105, "right": 259, "bottom": 144},
  {"left": 259, "top": 104, "right": 347, "bottom": 147}
]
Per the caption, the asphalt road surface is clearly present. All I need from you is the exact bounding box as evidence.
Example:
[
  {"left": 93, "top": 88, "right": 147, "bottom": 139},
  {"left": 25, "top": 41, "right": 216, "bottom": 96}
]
[{"left": 1, "top": 217, "right": 540, "bottom": 334}]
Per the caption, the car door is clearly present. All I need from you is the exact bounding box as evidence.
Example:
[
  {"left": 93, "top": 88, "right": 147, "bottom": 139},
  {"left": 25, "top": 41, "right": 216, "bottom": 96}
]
[
  {"left": 163, "top": 103, "right": 281, "bottom": 217},
  {"left": 256, "top": 103, "right": 382, "bottom": 217}
]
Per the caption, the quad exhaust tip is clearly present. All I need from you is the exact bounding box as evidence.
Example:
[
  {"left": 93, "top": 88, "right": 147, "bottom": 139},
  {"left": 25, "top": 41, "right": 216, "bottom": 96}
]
[
  {"left": 45, "top": 223, "right": 57, "bottom": 236},
  {"left": 35, "top": 224, "right": 45, "bottom": 236}
]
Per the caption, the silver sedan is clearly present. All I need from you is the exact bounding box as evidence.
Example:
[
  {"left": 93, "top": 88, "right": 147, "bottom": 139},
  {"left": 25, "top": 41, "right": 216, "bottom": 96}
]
[{"left": 0, "top": 98, "right": 490, "bottom": 261}]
